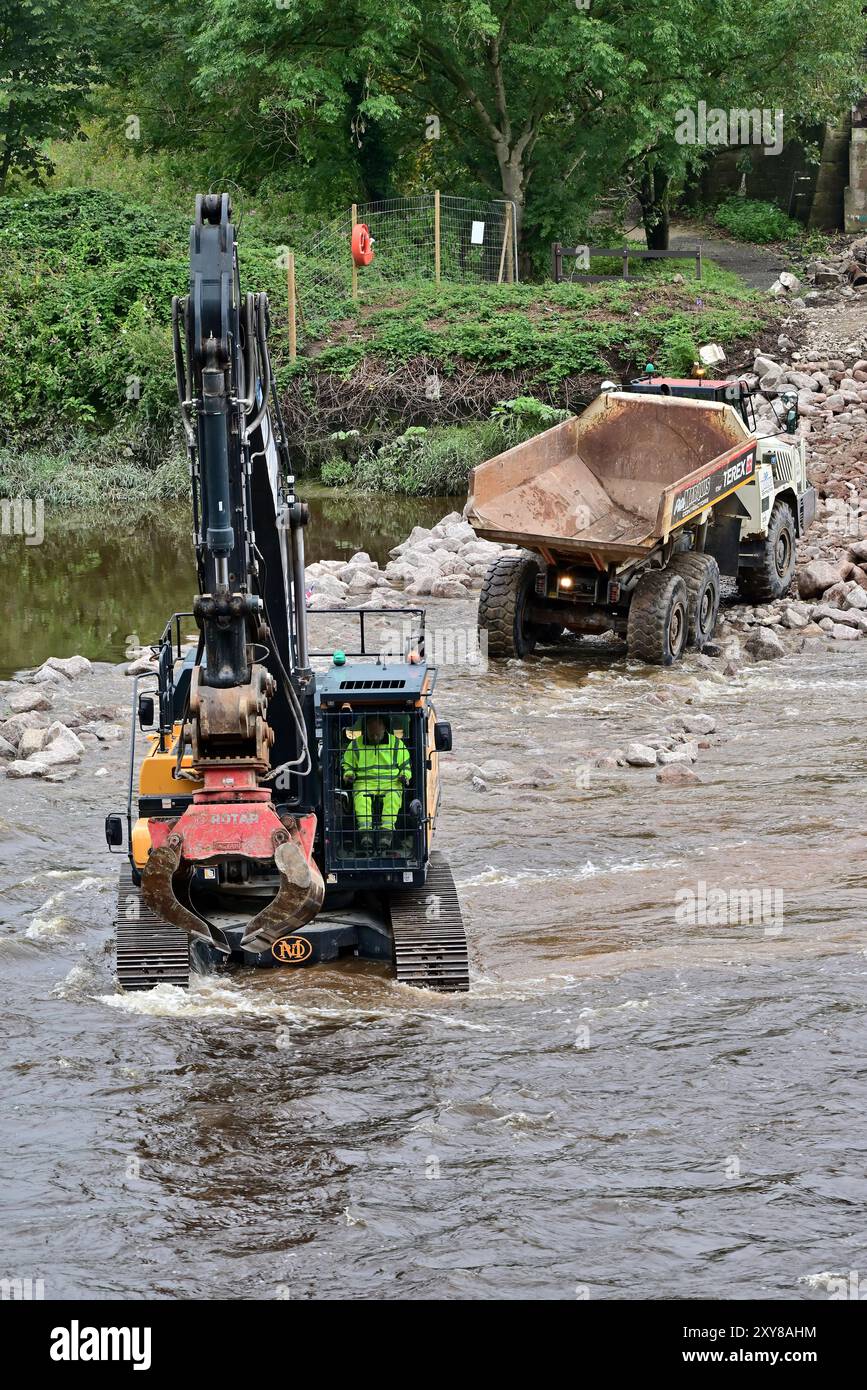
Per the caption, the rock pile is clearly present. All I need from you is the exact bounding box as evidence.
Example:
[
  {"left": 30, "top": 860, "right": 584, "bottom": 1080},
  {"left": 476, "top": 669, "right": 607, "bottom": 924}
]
[
  {"left": 0, "top": 657, "right": 126, "bottom": 782},
  {"left": 304, "top": 512, "right": 506, "bottom": 608}
]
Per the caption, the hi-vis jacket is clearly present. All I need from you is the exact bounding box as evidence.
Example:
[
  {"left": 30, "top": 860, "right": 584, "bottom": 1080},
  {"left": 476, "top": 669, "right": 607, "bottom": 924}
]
[{"left": 342, "top": 732, "right": 411, "bottom": 788}]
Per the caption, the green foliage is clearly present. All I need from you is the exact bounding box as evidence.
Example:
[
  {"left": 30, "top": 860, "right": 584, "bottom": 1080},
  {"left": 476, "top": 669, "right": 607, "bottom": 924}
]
[
  {"left": 0, "top": 1, "right": 102, "bottom": 192},
  {"left": 350, "top": 402, "right": 570, "bottom": 495},
  {"left": 491, "top": 397, "right": 571, "bottom": 438},
  {"left": 713, "top": 197, "right": 802, "bottom": 244},
  {"left": 351, "top": 423, "right": 498, "bottom": 496},
  {"left": 0, "top": 435, "right": 188, "bottom": 504},
  {"left": 0, "top": 188, "right": 286, "bottom": 452}
]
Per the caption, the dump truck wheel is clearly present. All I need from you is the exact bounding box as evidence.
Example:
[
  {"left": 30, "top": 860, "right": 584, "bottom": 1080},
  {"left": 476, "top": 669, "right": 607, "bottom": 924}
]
[
  {"left": 627, "top": 570, "right": 689, "bottom": 665},
  {"left": 737, "top": 500, "right": 797, "bottom": 603},
  {"left": 478, "top": 551, "right": 539, "bottom": 657},
  {"left": 668, "top": 553, "right": 720, "bottom": 650}
]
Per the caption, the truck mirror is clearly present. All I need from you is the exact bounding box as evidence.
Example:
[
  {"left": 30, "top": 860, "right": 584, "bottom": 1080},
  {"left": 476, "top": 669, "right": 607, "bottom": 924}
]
[
  {"left": 105, "top": 814, "right": 123, "bottom": 849},
  {"left": 434, "top": 722, "right": 452, "bottom": 753},
  {"left": 138, "top": 693, "right": 155, "bottom": 729}
]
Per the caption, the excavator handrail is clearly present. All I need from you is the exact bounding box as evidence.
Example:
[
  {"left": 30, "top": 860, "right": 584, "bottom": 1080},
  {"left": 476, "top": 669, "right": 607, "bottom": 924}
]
[{"left": 307, "top": 606, "right": 426, "bottom": 660}]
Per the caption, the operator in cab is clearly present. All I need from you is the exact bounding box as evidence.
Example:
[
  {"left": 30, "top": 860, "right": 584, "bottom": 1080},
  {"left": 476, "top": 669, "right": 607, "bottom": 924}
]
[{"left": 342, "top": 714, "right": 411, "bottom": 852}]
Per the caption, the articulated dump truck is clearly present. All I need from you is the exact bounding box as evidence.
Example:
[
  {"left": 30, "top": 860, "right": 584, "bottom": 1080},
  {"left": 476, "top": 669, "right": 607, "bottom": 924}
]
[{"left": 468, "top": 378, "right": 816, "bottom": 665}]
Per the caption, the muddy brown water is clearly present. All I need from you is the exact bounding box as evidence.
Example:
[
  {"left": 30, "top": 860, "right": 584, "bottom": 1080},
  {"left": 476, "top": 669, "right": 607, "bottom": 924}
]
[{"left": 1, "top": 510, "right": 866, "bottom": 1300}]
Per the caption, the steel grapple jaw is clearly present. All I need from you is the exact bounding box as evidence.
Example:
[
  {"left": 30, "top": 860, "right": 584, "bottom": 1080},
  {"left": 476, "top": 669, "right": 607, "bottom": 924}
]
[{"left": 141, "top": 796, "right": 324, "bottom": 958}]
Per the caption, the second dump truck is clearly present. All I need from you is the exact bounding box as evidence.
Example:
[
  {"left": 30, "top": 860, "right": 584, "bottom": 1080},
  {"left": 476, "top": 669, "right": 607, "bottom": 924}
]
[{"left": 469, "top": 377, "right": 816, "bottom": 665}]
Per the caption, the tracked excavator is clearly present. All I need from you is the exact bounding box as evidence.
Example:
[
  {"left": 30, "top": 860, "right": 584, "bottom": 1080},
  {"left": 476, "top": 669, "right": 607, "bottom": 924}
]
[{"left": 105, "top": 195, "right": 468, "bottom": 992}]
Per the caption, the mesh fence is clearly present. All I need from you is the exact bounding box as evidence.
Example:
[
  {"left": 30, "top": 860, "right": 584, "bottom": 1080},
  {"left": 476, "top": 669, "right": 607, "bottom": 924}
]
[
  {"left": 291, "top": 194, "right": 518, "bottom": 347},
  {"left": 321, "top": 708, "right": 425, "bottom": 870}
]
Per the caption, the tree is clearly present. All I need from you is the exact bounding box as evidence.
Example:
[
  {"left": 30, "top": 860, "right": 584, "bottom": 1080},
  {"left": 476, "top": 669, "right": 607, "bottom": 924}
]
[
  {"left": 0, "top": 0, "right": 102, "bottom": 193},
  {"left": 102, "top": 0, "right": 867, "bottom": 255}
]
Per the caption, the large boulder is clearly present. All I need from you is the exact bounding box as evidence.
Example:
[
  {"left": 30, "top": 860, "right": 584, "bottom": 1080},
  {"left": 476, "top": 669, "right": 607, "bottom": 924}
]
[
  {"left": 125, "top": 654, "right": 158, "bottom": 676},
  {"left": 625, "top": 742, "right": 657, "bottom": 767},
  {"left": 0, "top": 712, "right": 49, "bottom": 747},
  {"left": 18, "top": 726, "right": 53, "bottom": 758},
  {"left": 753, "top": 355, "right": 781, "bottom": 380},
  {"left": 389, "top": 525, "right": 433, "bottom": 557},
  {"left": 43, "top": 655, "right": 92, "bottom": 680},
  {"left": 798, "top": 560, "right": 843, "bottom": 599},
  {"left": 0, "top": 734, "right": 16, "bottom": 759},
  {"left": 430, "top": 577, "right": 471, "bottom": 599},
  {"left": 744, "top": 626, "right": 786, "bottom": 661},
  {"left": 6, "top": 689, "right": 52, "bottom": 714}
]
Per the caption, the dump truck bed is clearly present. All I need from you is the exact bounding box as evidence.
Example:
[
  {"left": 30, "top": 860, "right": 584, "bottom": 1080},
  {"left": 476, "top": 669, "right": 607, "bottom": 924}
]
[{"left": 467, "top": 391, "right": 757, "bottom": 566}]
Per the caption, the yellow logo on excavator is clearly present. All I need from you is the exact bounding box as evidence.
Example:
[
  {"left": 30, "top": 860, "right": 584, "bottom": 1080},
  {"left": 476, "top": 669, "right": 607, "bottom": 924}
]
[{"left": 271, "top": 936, "right": 313, "bottom": 964}]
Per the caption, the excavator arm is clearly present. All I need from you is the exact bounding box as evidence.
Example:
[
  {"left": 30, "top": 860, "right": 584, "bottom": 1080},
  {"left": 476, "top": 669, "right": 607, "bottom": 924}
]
[{"left": 140, "top": 194, "right": 323, "bottom": 956}]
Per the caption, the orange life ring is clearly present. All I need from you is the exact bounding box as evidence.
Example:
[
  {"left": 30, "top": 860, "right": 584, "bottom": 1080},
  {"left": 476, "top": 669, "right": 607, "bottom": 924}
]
[{"left": 351, "top": 222, "right": 374, "bottom": 266}]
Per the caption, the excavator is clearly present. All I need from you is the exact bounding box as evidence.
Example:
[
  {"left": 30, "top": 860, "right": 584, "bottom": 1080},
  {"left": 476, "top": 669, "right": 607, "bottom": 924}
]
[{"left": 105, "top": 195, "right": 468, "bottom": 992}]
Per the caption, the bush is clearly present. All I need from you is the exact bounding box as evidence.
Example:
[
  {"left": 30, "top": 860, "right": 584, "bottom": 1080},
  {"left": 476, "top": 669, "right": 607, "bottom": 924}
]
[
  {"left": 713, "top": 197, "right": 801, "bottom": 244},
  {"left": 350, "top": 399, "right": 569, "bottom": 496}
]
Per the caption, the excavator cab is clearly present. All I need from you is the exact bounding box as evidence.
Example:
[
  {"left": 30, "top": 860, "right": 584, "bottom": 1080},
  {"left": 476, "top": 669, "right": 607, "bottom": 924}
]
[{"left": 312, "top": 608, "right": 449, "bottom": 888}]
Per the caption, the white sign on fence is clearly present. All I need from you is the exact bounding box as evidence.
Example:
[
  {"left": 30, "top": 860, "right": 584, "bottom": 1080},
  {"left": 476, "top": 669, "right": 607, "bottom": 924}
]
[{"left": 470, "top": 220, "right": 485, "bottom": 245}]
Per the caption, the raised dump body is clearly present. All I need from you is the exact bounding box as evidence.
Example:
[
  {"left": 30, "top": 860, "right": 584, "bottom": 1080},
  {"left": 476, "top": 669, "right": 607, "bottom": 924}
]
[
  {"left": 470, "top": 382, "right": 814, "bottom": 665},
  {"left": 468, "top": 390, "right": 756, "bottom": 567}
]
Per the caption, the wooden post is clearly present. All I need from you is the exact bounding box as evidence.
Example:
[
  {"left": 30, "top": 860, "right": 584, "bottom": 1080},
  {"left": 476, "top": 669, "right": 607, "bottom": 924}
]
[
  {"left": 434, "top": 189, "right": 441, "bottom": 284},
  {"left": 351, "top": 203, "right": 358, "bottom": 301},
  {"left": 505, "top": 202, "right": 516, "bottom": 283},
  {"left": 287, "top": 251, "right": 297, "bottom": 362},
  {"left": 696, "top": 243, "right": 703, "bottom": 281},
  {"left": 497, "top": 217, "right": 510, "bottom": 284},
  {"left": 622, "top": 247, "right": 630, "bottom": 279}
]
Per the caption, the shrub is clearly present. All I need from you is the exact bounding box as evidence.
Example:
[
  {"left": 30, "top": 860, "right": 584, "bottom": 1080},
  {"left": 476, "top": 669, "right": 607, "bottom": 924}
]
[{"left": 713, "top": 198, "right": 801, "bottom": 244}]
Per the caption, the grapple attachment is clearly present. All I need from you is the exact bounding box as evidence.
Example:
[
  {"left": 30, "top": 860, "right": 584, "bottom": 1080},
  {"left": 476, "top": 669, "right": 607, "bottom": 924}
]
[{"left": 140, "top": 767, "right": 324, "bottom": 956}]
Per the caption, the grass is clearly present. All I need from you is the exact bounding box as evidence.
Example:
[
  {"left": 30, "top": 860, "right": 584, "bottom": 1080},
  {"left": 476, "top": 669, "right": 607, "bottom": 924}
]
[{"left": 0, "top": 438, "right": 188, "bottom": 506}]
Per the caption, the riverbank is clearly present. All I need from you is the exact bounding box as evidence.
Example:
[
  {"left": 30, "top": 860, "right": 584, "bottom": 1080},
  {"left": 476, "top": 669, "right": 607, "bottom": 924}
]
[{"left": 0, "top": 188, "right": 788, "bottom": 504}]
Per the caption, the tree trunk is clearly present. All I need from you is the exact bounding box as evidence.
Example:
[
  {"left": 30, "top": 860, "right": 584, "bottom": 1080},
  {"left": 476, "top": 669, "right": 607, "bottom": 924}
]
[
  {"left": 639, "top": 164, "right": 671, "bottom": 250},
  {"left": 0, "top": 139, "right": 14, "bottom": 195},
  {"left": 498, "top": 157, "right": 525, "bottom": 276}
]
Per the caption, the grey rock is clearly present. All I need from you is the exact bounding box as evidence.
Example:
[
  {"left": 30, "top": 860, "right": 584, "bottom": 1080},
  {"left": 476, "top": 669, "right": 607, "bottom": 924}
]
[
  {"left": 656, "top": 765, "right": 702, "bottom": 786},
  {"left": 625, "top": 742, "right": 657, "bottom": 768},
  {"left": 681, "top": 713, "right": 716, "bottom": 735},
  {"left": 44, "top": 655, "right": 92, "bottom": 679},
  {"left": 6, "top": 689, "right": 52, "bottom": 714},
  {"left": 744, "top": 627, "right": 786, "bottom": 661},
  {"left": 798, "top": 560, "right": 842, "bottom": 598},
  {"left": 477, "top": 759, "right": 515, "bottom": 783}
]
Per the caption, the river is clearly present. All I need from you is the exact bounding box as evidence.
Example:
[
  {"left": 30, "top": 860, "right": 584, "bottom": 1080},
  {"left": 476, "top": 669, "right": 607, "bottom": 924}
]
[{"left": 1, "top": 505, "right": 865, "bottom": 1301}]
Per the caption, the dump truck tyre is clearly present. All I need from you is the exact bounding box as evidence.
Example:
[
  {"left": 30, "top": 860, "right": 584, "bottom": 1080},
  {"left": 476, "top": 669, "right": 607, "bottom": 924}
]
[
  {"left": 478, "top": 551, "right": 539, "bottom": 657},
  {"left": 737, "top": 500, "right": 797, "bottom": 603},
  {"left": 668, "top": 553, "right": 720, "bottom": 650},
  {"left": 627, "top": 570, "right": 689, "bottom": 665}
]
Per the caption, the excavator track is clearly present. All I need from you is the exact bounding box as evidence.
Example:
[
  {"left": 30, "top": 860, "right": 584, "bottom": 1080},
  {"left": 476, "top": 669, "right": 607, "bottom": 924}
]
[
  {"left": 115, "top": 866, "right": 191, "bottom": 991},
  {"left": 389, "top": 851, "right": 469, "bottom": 992}
]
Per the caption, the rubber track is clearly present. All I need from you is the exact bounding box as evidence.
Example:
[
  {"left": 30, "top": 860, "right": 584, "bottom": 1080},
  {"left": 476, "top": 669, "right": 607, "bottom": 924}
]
[
  {"left": 478, "top": 551, "right": 537, "bottom": 657},
  {"left": 115, "top": 865, "right": 191, "bottom": 991},
  {"left": 390, "top": 851, "right": 469, "bottom": 992}
]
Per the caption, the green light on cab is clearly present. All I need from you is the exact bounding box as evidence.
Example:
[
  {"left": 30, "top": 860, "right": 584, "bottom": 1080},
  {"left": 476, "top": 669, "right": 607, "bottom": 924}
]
[{"left": 333, "top": 650, "right": 346, "bottom": 666}]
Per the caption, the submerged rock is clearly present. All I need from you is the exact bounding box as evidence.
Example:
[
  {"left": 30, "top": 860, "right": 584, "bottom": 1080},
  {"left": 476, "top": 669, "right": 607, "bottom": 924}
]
[{"left": 625, "top": 743, "right": 657, "bottom": 767}]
